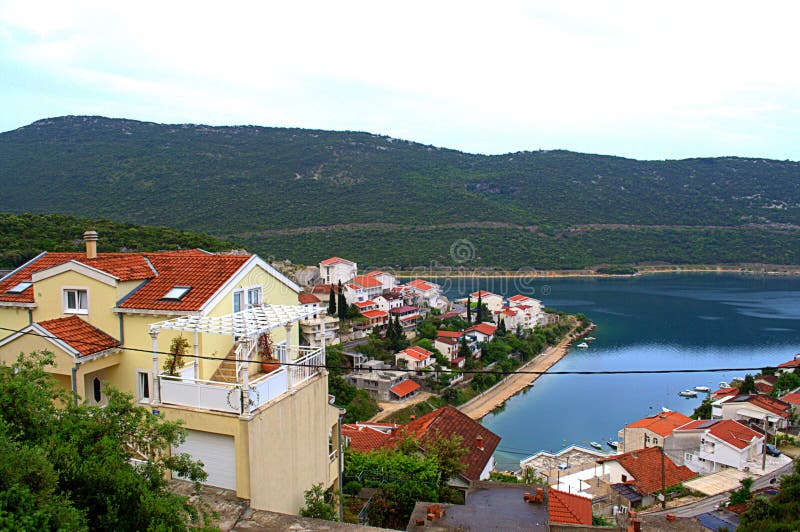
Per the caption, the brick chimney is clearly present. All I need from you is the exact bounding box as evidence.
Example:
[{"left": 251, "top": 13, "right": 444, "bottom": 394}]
[
  {"left": 476, "top": 434, "right": 484, "bottom": 451},
  {"left": 83, "top": 230, "right": 98, "bottom": 259}
]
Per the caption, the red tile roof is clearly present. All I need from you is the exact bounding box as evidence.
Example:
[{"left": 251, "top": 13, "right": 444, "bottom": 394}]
[
  {"left": 625, "top": 411, "right": 693, "bottom": 437},
  {"left": 398, "top": 346, "right": 432, "bottom": 361},
  {"left": 470, "top": 290, "right": 497, "bottom": 298},
  {"left": 600, "top": 447, "right": 696, "bottom": 495},
  {"left": 299, "top": 293, "right": 320, "bottom": 304},
  {"left": 320, "top": 256, "right": 355, "bottom": 266},
  {"left": 733, "top": 394, "right": 792, "bottom": 418},
  {"left": 777, "top": 357, "right": 800, "bottom": 368},
  {"left": 354, "top": 299, "right": 377, "bottom": 308},
  {"left": 439, "top": 311, "right": 461, "bottom": 320},
  {"left": 407, "top": 279, "right": 436, "bottom": 291},
  {"left": 387, "top": 406, "right": 501, "bottom": 482},
  {"left": 755, "top": 382, "right": 774, "bottom": 394},
  {"left": 390, "top": 305, "right": 418, "bottom": 314},
  {"left": 342, "top": 424, "right": 391, "bottom": 453},
  {"left": 781, "top": 392, "right": 800, "bottom": 405},
  {"left": 508, "top": 294, "right": 533, "bottom": 302},
  {"left": 362, "top": 309, "right": 388, "bottom": 319},
  {"left": 435, "top": 337, "right": 458, "bottom": 346},
  {"left": 351, "top": 275, "right": 382, "bottom": 289},
  {"left": 37, "top": 316, "right": 120, "bottom": 356},
  {"left": 119, "top": 253, "right": 249, "bottom": 311},
  {"left": 548, "top": 489, "right": 592, "bottom": 525},
  {"left": 390, "top": 379, "right": 420, "bottom": 398},
  {"left": 676, "top": 419, "right": 763, "bottom": 450},
  {"left": 466, "top": 323, "right": 498, "bottom": 336},
  {"left": 712, "top": 387, "right": 739, "bottom": 399},
  {"left": 436, "top": 330, "right": 462, "bottom": 339}
]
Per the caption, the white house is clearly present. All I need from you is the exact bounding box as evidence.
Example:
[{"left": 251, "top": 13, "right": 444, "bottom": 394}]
[
  {"left": 348, "top": 274, "right": 383, "bottom": 301},
  {"left": 405, "top": 279, "right": 442, "bottom": 308},
  {"left": 319, "top": 257, "right": 357, "bottom": 285},
  {"left": 465, "top": 322, "right": 497, "bottom": 344},
  {"left": 717, "top": 394, "right": 792, "bottom": 432},
  {"left": 366, "top": 270, "right": 397, "bottom": 292},
  {"left": 470, "top": 290, "right": 504, "bottom": 313},
  {"left": 507, "top": 294, "right": 546, "bottom": 328},
  {"left": 668, "top": 419, "right": 763, "bottom": 474},
  {"left": 395, "top": 346, "right": 434, "bottom": 372}
]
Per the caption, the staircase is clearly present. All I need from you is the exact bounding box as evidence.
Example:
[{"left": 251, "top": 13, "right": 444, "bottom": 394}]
[{"left": 210, "top": 344, "right": 240, "bottom": 383}]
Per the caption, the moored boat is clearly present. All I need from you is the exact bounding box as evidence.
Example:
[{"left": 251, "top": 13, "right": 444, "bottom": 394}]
[
  {"left": 694, "top": 386, "right": 710, "bottom": 392},
  {"left": 576, "top": 342, "right": 589, "bottom": 348},
  {"left": 590, "top": 441, "right": 602, "bottom": 450},
  {"left": 679, "top": 389, "right": 698, "bottom": 397},
  {"left": 607, "top": 440, "right": 619, "bottom": 449}
]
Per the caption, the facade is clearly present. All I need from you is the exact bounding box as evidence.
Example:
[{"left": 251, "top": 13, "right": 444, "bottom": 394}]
[
  {"left": 299, "top": 315, "right": 340, "bottom": 348},
  {"left": 465, "top": 322, "right": 498, "bottom": 344},
  {"left": 395, "top": 345, "right": 434, "bottom": 372},
  {"left": 668, "top": 419, "right": 764, "bottom": 474},
  {"left": 617, "top": 411, "right": 693, "bottom": 453},
  {"left": 716, "top": 394, "right": 791, "bottom": 431},
  {"left": 318, "top": 257, "right": 357, "bottom": 285},
  {"left": 346, "top": 274, "right": 383, "bottom": 303},
  {"left": 365, "top": 270, "right": 397, "bottom": 292},
  {"left": 405, "top": 279, "right": 443, "bottom": 308},
  {"left": 470, "top": 290, "right": 504, "bottom": 313},
  {"left": 345, "top": 361, "right": 410, "bottom": 402},
  {"left": 0, "top": 233, "right": 340, "bottom": 514}
]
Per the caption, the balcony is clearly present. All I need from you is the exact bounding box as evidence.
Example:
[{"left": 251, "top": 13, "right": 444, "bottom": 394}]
[{"left": 159, "top": 347, "right": 324, "bottom": 415}]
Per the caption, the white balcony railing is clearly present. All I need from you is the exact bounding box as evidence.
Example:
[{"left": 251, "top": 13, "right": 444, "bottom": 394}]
[{"left": 159, "top": 346, "right": 324, "bottom": 415}]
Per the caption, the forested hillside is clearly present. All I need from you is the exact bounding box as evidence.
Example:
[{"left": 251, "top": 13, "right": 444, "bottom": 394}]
[{"left": 2, "top": 116, "right": 800, "bottom": 269}]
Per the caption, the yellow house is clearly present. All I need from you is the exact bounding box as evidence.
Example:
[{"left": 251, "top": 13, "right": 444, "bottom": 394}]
[{"left": 0, "top": 232, "right": 341, "bottom": 514}]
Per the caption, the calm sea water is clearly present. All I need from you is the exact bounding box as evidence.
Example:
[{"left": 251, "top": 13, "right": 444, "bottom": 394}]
[{"left": 436, "top": 274, "right": 800, "bottom": 471}]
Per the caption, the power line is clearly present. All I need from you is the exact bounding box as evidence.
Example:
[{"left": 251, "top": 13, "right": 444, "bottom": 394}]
[{"left": 0, "top": 325, "right": 786, "bottom": 376}]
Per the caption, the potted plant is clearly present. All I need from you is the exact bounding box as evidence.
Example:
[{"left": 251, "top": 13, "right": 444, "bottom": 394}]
[
  {"left": 163, "top": 335, "right": 189, "bottom": 376},
  {"left": 257, "top": 331, "right": 280, "bottom": 374}
]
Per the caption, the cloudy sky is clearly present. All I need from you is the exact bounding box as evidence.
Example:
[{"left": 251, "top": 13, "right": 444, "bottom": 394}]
[{"left": 2, "top": 1, "right": 799, "bottom": 160}]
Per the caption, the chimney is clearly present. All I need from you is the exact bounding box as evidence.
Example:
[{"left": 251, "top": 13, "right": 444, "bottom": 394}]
[
  {"left": 83, "top": 230, "right": 98, "bottom": 259},
  {"left": 476, "top": 434, "right": 484, "bottom": 451},
  {"left": 410, "top": 415, "right": 416, "bottom": 421}
]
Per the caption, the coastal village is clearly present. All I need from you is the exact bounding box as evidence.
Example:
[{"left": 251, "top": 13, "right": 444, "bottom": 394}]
[{"left": 1, "top": 236, "right": 799, "bottom": 531}]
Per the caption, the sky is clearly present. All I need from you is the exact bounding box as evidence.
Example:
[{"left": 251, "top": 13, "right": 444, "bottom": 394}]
[{"left": 2, "top": 1, "right": 800, "bottom": 160}]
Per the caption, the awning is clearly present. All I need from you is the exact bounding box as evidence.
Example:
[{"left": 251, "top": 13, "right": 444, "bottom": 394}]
[{"left": 149, "top": 304, "right": 317, "bottom": 338}]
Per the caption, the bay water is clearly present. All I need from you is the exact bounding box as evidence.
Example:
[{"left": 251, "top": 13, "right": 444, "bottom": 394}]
[{"left": 437, "top": 274, "right": 800, "bottom": 471}]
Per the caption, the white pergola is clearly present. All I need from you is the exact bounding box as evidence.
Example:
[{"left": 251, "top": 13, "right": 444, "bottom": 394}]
[{"left": 148, "top": 304, "right": 325, "bottom": 406}]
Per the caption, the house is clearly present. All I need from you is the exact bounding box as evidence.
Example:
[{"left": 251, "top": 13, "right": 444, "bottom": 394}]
[
  {"left": 395, "top": 345, "right": 434, "bottom": 372},
  {"left": 434, "top": 336, "right": 460, "bottom": 363},
  {"left": 668, "top": 419, "right": 764, "bottom": 474},
  {"left": 357, "top": 309, "right": 390, "bottom": 333},
  {"left": 548, "top": 488, "right": 593, "bottom": 527},
  {"left": 755, "top": 374, "right": 778, "bottom": 394},
  {"left": 405, "top": 279, "right": 443, "bottom": 308},
  {"left": 716, "top": 394, "right": 791, "bottom": 432},
  {"left": 470, "top": 290, "right": 504, "bottom": 313},
  {"left": 0, "top": 231, "right": 340, "bottom": 515},
  {"left": 353, "top": 299, "right": 378, "bottom": 313},
  {"left": 507, "top": 294, "right": 545, "bottom": 328},
  {"left": 390, "top": 305, "right": 421, "bottom": 335},
  {"left": 346, "top": 274, "right": 383, "bottom": 302},
  {"left": 617, "top": 410, "right": 692, "bottom": 453},
  {"left": 341, "top": 422, "right": 396, "bottom": 452},
  {"left": 493, "top": 306, "right": 522, "bottom": 331},
  {"left": 298, "top": 292, "right": 322, "bottom": 317},
  {"left": 383, "top": 406, "right": 501, "bottom": 487},
  {"left": 365, "top": 270, "right": 397, "bottom": 292},
  {"left": 775, "top": 354, "right": 800, "bottom": 375},
  {"left": 318, "top": 257, "right": 357, "bottom": 285},
  {"left": 781, "top": 390, "right": 800, "bottom": 417},
  {"left": 299, "top": 315, "right": 340, "bottom": 348},
  {"left": 597, "top": 447, "right": 696, "bottom": 508},
  {"left": 465, "top": 322, "right": 498, "bottom": 344},
  {"left": 345, "top": 361, "right": 412, "bottom": 402}
]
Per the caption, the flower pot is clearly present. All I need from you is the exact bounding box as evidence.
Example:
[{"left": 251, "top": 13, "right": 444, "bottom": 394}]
[{"left": 261, "top": 359, "right": 280, "bottom": 374}]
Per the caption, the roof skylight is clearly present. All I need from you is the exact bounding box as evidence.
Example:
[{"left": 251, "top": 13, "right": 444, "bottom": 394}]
[
  {"left": 7, "top": 281, "right": 32, "bottom": 294},
  {"left": 162, "top": 286, "right": 191, "bottom": 300}
]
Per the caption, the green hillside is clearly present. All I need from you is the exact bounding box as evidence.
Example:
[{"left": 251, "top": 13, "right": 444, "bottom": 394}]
[
  {"left": 2, "top": 115, "right": 800, "bottom": 269},
  {"left": 0, "top": 213, "right": 237, "bottom": 268}
]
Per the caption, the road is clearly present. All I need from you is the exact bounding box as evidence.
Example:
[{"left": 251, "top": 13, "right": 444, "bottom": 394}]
[{"left": 646, "top": 461, "right": 795, "bottom": 518}]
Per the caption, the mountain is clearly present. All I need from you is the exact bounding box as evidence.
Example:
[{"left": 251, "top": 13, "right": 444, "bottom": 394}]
[{"left": 1, "top": 115, "right": 799, "bottom": 269}]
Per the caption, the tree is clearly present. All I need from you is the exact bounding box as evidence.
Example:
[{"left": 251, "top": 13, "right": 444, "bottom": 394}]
[
  {"left": 458, "top": 337, "right": 471, "bottom": 359},
  {"left": 466, "top": 296, "right": 472, "bottom": 323},
  {"left": 476, "top": 294, "right": 483, "bottom": 322},
  {"left": 337, "top": 281, "right": 348, "bottom": 321},
  {"left": 417, "top": 320, "right": 437, "bottom": 340},
  {"left": 691, "top": 395, "right": 713, "bottom": 419},
  {"left": 299, "top": 483, "right": 336, "bottom": 521},
  {"left": 0, "top": 351, "right": 212, "bottom": 531},
  {"left": 497, "top": 318, "right": 506, "bottom": 335},
  {"left": 328, "top": 285, "right": 336, "bottom": 315},
  {"left": 739, "top": 460, "right": 800, "bottom": 531},
  {"left": 346, "top": 303, "right": 362, "bottom": 319},
  {"left": 739, "top": 374, "right": 757, "bottom": 394},
  {"left": 773, "top": 371, "right": 800, "bottom": 396}
]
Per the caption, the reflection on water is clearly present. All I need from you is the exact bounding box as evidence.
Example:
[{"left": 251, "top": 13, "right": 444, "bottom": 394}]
[{"left": 438, "top": 274, "right": 800, "bottom": 471}]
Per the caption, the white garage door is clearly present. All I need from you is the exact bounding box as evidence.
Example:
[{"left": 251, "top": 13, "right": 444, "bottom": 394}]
[{"left": 172, "top": 430, "right": 236, "bottom": 490}]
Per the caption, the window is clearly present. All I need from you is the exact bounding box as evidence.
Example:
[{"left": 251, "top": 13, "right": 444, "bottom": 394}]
[
  {"left": 621, "top": 474, "right": 627, "bottom": 482},
  {"left": 233, "top": 290, "right": 243, "bottom": 313},
  {"left": 162, "top": 286, "right": 191, "bottom": 300},
  {"left": 7, "top": 281, "right": 32, "bottom": 293},
  {"left": 653, "top": 437, "right": 659, "bottom": 445},
  {"left": 93, "top": 377, "right": 102, "bottom": 403},
  {"left": 64, "top": 288, "right": 88, "bottom": 314},
  {"left": 137, "top": 371, "right": 150, "bottom": 402},
  {"left": 246, "top": 287, "right": 262, "bottom": 308}
]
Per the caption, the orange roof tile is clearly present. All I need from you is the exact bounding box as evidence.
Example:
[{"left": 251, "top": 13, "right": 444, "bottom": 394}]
[
  {"left": 727, "top": 394, "right": 791, "bottom": 418},
  {"left": 676, "top": 420, "right": 762, "bottom": 450},
  {"left": 436, "top": 330, "right": 462, "bottom": 339},
  {"left": 466, "top": 323, "right": 498, "bottom": 336},
  {"left": 354, "top": 299, "right": 377, "bottom": 308},
  {"left": 548, "top": 489, "right": 592, "bottom": 525},
  {"left": 470, "top": 290, "right": 497, "bottom": 298},
  {"left": 320, "top": 256, "right": 355, "bottom": 266},
  {"left": 777, "top": 357, "right": 800, "bottom": 368},
  {"left": 712, "top": 387, "right": 739, "bottom": 399},
  {"left": 37, "top": 316, "right": 120, "bottom": 356},
  {"left": 390, "top": 379, "right": 420, "bottom": 398},
  {"left": 398, "top": 346, "right": 432, "bottom": 361},
  {"left": 625, "top": 411, "right": 693, "bottom": 437},
  {"left": 385, "top": 406, "right": 501, "bottom": 481},
  {"left": 407, "top": 279, "right": 436, "bottom": 291},
  {"left": 351, "top": 275, "right": 382, "bottom": 289},
  {"left": 362, "top": 309, "right": 388, "bottom": 319},
  {"left": 600, "top": 447, "right": 696, "bottom": 495},
  {"left": 781, "top": 392, "right": 800, "bottom": 405},
  {"left": 342, "top": 424, "right": 391, "bottom": 453},
  {"left": 299, "top": 293, "right": 320, "bottom": 304}
]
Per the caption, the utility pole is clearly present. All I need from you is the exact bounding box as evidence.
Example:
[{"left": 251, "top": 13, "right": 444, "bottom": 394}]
[
  {"left": 762, "top": 416, "right": 769, "bottom": 471},
  {"left": 337, "top": 411, "right": 344, "bottom": 522},
  {"left": 660, "top": 447, "right": 666, "bottom": 510}
]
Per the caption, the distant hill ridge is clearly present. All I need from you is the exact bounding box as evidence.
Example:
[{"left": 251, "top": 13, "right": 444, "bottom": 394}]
[{"left": 2, "top": 115, "right": 800, "bottom": 269}]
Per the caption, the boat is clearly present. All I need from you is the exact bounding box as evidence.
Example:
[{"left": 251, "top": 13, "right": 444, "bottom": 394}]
[
  {"left": 585, "top": 337, "right": 596, "bottom": 341},
  {"left": 719, "top": 381, "right": 730, "bottom": 389},
  {"left": 527, "top": 383, "right": 535, "bottom": 388},
  {"left": 607, "top": 440, "right": 619, "bottom": 449},
  {"left": 679, "top": 389, "right": 698, "bottom": 397},
  {"left": 576, "top": 342, "right": 589, "bottom": 348},
  {"left": 590, "top": 441, "right": 603, "bottom": 450},
  {"left": 694, "top": 386, "right": 710, "bottom": 392}
]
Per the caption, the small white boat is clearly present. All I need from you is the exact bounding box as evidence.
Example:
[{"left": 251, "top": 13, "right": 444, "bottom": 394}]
[
  {"left": 607, "top": 440, "right": 619, "bottom": 449},
  {"left": 585, "top": 337, "right": 597, "bottom": 341},
  {"left": 694, "top": 386, "right": 710, "bottom": 392},
  {"left": 590, "top": 441, "right": 603, "bottom": 450},
  {"left": 576, "top": 342, "right": 589, "bottom": 348},
  {"left": 719, "top": 381, "right": 730, "bottom": 389},
  {"left": 679, "top": 389, "right": 698, "bottom": 397}
]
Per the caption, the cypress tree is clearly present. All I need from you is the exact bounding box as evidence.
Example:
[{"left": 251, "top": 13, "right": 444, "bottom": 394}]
[
  {"left": 498, "top": 318, "right": 506, "bottom": 334},
  {"left": 466, "top": 296, "right": 472, "bottom": 323},
  {"left": 476, "top": 294, "right": 483, "bottom": 323},
  {"left": 337, "top": 281, "right": 348, "bottom": 321},
  {"left": 328, "top": 285, "right": 336, "bottom": 315}
]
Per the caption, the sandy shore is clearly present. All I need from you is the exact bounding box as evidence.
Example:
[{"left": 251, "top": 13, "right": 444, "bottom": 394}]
[{"left": 458, "top": 333, "right": 576, "bottom": 420}]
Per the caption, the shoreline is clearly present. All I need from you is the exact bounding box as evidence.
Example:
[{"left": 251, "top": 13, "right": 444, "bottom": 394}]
[
  {"left": 458, "top": 325, "right": 593, "bottom": 421},
  {"left": 393, "top": 264, "right": 800, "bottom": 279}
]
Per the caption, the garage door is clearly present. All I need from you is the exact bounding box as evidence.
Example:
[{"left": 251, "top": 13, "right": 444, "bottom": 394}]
[{"left": 172, "top": 430, "right": 236, "bottom": 490}]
